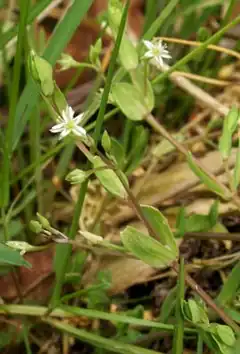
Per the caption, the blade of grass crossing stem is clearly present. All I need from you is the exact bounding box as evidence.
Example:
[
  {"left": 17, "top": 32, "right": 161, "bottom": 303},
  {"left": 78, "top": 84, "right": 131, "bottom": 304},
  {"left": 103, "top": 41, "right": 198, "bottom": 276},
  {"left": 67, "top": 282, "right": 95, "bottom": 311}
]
[
  {"left": 152, "top": 14, "right": 240, "bottom": 85},
  {"left": 93, "top": 0, "right": 130, "bottom": 142},
  {"left": 1, "top": 0, "right": 30, "bottom": 207},
  {"left": 50, "top": 0, "right": 130, "bottom": 309},
  {"left": 216, "top": 261, "right": 240, "bottom": 307},
  {"left": 13, "top": 0, "right": 94, "bottom": 151},
  {"left": 197, "top": 334, "right": 203, "bottom": 354},
  {"left": 44, "top": 318, "right": 164, "bottom": 354},
  {"left": 173, "top": 258, "right": 185, "bottom": 354},
  {"left": 143, "top": 0, "right": 179, "bottom": 40},
  {"left": 30, "top": 104, "right": 43, "bottom": 214},
  {"left": 22, "top": 324, "right": 32, "bottom": 354},
  {"left": 142, "top": 0, "right": 158, "bottom": 35},
  {"left": 0, "top": 0, "right": 52, "bottom": 49}
]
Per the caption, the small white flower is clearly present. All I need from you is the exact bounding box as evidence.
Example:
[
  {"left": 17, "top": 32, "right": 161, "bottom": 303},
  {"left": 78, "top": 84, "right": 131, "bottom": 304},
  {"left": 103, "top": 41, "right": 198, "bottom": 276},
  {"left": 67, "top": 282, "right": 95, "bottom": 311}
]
[
  {"left": 50, "top": 105, "right": 87, "bottom": 140},
  {"left": 143, "top": 39, "right": 171, "bottom": 68}
]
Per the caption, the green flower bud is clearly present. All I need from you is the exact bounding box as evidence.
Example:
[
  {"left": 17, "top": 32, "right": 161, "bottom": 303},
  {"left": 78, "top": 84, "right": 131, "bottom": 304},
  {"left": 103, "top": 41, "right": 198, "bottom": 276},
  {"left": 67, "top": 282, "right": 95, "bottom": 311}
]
[
  {"left": 36, "top": 213, "right": 51, "bottom": 230},
  {"left": 29, "top": 220, "right": 43, "bottom": 234},
  {"left": 66, "top": 169, "right": 90, "bottom": 185},
  {"left": 101, "top": 130, "right": 111, "bottom": 152}
]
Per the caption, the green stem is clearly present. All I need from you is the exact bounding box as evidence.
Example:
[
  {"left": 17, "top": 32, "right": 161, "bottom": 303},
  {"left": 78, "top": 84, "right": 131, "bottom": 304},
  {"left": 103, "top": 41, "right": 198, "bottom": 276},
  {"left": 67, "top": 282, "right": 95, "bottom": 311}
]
[
  {"left": 1, "top": 0, "right": 30, "bottom": 207},
  {"left": 152, "top": 14, "right": 240, "bottom": 85}
]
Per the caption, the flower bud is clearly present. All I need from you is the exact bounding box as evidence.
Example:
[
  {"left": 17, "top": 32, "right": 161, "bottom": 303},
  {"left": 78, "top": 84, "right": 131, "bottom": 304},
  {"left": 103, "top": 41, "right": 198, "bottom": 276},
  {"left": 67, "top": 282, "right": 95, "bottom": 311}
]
[
  {"left": 36, "top": 213, "right": 51, "bottom": 230},
  {"left": 101, "top": 130, "right": 111, "bottom": 153},
  {"left": 29, "top": 220, "right": 43, "bottom": 234},
  {"left": 66, "top": 169, "right": 90, "bottom": 184}
]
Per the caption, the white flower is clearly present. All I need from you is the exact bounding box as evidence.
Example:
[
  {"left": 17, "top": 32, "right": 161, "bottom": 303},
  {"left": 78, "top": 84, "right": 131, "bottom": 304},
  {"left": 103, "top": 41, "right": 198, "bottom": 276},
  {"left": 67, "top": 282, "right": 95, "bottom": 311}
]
[
  {"left": 50, "top": 105, "right": 87, "bottom": 140},
  {"left": 143, "top": 39, "right": 171, "bottom": 68}
]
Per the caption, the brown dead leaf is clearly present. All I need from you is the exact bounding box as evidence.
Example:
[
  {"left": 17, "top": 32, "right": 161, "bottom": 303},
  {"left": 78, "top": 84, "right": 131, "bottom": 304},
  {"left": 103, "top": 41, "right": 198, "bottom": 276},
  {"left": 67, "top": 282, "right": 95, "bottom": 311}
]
[{"left": 0, "top": 248, "right": 54, "bottom": 302}]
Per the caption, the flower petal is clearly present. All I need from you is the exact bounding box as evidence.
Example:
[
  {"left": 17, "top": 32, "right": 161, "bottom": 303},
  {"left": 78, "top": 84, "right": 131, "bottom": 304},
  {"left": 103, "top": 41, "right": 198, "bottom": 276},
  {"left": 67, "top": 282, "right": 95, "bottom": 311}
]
[
  {"left": 144, "top": 51, "right": 154, "bottom": 59},
  {"left": 59, "top": 128, "right": 70, "bottom": 140},
  {"left": 143, "top": 40, "right": 154, "bottom": 50},
  {"left": 73, "top": 112, "right": 84, "bottom": 124},
  {"left": 50, "top": 123, "right": 65, "bottom": 133},
  {"left": 72, "top": 126, "right": 87, "bottom": 137}
]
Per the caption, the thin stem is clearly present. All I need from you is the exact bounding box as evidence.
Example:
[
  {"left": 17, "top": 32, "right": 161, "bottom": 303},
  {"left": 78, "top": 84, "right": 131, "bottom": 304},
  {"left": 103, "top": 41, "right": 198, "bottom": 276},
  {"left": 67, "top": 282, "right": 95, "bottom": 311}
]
[
  {"left": 153, "top": 14, "right": 240, "bottom": 85},
  {"left": 146, "top": 113, "right": 240, "bottom": 211}
]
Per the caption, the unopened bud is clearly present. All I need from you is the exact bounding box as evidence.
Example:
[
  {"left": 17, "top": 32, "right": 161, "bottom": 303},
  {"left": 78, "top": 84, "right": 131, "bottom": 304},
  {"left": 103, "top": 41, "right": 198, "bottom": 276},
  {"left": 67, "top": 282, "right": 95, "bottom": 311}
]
[
  {"left": 66, "top": 169, "right": 90, "bottom": 184},
  {"left": 36, "top": 213, "right": 51, "bottom": 230},
  {"left": 101, "top": 130, "right": 111, "bottom": 152},
  {"left": 29, "top": 220, "right": 43, "bottom": 234}
]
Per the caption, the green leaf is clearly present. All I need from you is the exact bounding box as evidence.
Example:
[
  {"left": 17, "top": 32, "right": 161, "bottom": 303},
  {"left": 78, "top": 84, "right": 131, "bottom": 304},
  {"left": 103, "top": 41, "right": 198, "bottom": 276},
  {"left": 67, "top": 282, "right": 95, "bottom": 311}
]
[
  {"left": 120, "top": 226, "right": 177, "bottom": 267},
  {"left": 28, "top": 51, "right": 54, "bottom": 96},
  {"left": 187, "top": 152, "right": 230, "bottom": 199},
  {"left": 141, "top": 205, "right": 177, "bottom": 254},
  {"left": 92, "top": 156, "right": 127, "bottom": 198},
  {"left": 0, "top": 243, "right": 31, "bottom": 268},
  {"left": 233, "top": 138, "right": 240, "bottom": 191},
  {"left": 216, "top": 325, "right": 235, "bottom": 347},
  {"left": 216, "top": 261, "right": 240, "bottom": 306},
  {"left": 112, "top": 83, "right": 149, "bottom": 121},
  {"left": 182, "top": 299, "right": 209, "bottom": 325},
  {"left": 130, "top": 66, "right": 155, "bottom": 112},
  {"left": 219, "top": 106, "right": 239, "bottom": 160},
  {"left": 13, "top": 0, "right": 94, "bottom": 151},
  {"left": 125, "top": 125, "right": 148, "bottom": 175},
  {"left": 108, "top": 0, "right": 138, "bottom": 70},
  {"left": 102, "top": 130, "right": 112, "bottom": 153},
  {"left": 110, "top": 138, "right": 125, "bottom": 168}
]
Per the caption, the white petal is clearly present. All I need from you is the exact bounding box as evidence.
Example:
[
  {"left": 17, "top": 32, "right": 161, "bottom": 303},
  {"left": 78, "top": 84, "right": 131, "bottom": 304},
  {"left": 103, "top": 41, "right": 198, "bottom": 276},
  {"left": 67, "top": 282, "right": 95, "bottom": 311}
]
[
  {"left": 50, "top": 123, "right": 65, "bottom": 133},
  {"left": 144, "top": 51, "right": 154, "bottom": 59},
  {"left": 72, "top": 126, "right": 87, "bottom": 137},
  {"left": 162, "top": 52, "right": 171, "bottom": 59},
  {"left": 155, "top": 56, "right": 164, "bottom": 67},
  {"left": 73, "top": 112, "right": 84, "bottom": 124},
  {"left": 143, "top": 40, "right": 154, "bottom": 50},
  {"left": 59, "top": 128, "right": 70, "bottom": 140}
]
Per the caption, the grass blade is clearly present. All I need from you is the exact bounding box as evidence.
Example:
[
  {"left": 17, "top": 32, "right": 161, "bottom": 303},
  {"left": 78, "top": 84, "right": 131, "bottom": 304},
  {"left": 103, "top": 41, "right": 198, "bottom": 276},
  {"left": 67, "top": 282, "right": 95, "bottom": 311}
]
[
  {"left": 13, "top": 0, "right": 94, "bottom": 150},
  {"left": 172, "top": 257, "right": 185, "bottom": 354},
  {"left": 216, "top": 261, "right": 240, "bottom": 307},
  {"left": 44, "top": 318, "right": 164, "bottom": 354},
  {"left": 1, "top": 0, "right": 30, "bottom": 207}
]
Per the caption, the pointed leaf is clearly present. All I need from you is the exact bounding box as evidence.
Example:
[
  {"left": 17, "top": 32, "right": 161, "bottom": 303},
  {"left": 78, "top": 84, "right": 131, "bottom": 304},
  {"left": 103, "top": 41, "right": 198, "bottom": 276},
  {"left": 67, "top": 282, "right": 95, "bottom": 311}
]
[
  {"left": 112, "top": 83, "right": 149, "bottom": 121},
  {"left": 219, "top": 106, "right": 239, "bottom": 160},
  {"left": 187, "top": 153, "right": 231, "bottom": 199},
  {"left": 121, "top": 226, "right": 177, "bottom": 267},
  {"left": 141, "top": 205, "right": 178, "bottom": 254},
  {"left": 233, "top": 138, "right": 240, "bottom": 191},
  {"left": 92, "top": 156, "right": 127, "bottom": 198},
  {"left": 0, "top": 243, "right": 31, "bottom": 268}
]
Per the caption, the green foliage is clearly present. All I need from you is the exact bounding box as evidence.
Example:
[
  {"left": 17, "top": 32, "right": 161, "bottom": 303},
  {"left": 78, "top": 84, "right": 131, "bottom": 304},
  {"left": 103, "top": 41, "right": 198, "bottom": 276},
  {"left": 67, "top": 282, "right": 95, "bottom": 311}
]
[
  {"left": 219, "top": 107, "right": 239, "bottom": 160},
  {"left": 187, "top": 153, "right": 231, "bottom": 199},
  {"left": 0, "top": 243, "right": 31, "bottom": 268},
  {"left": 120, "top": 226, "right": 177, "bottom": 267},
  {"left": 112, "top": 83, "right": 150, "bottom": 121},
  {"left": 175, "top": 201, "right": 219, "bottom": 236},
  {"left": 92, "top": 156, "right": 127, "bottom": 198}
]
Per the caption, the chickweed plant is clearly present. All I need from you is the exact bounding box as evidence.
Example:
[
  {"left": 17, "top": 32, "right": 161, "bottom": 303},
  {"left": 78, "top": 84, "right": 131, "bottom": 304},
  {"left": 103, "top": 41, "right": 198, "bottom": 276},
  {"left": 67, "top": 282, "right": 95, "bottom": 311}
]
[{"left": 1, "top": 0, "right": 240, "bottom": 353}]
